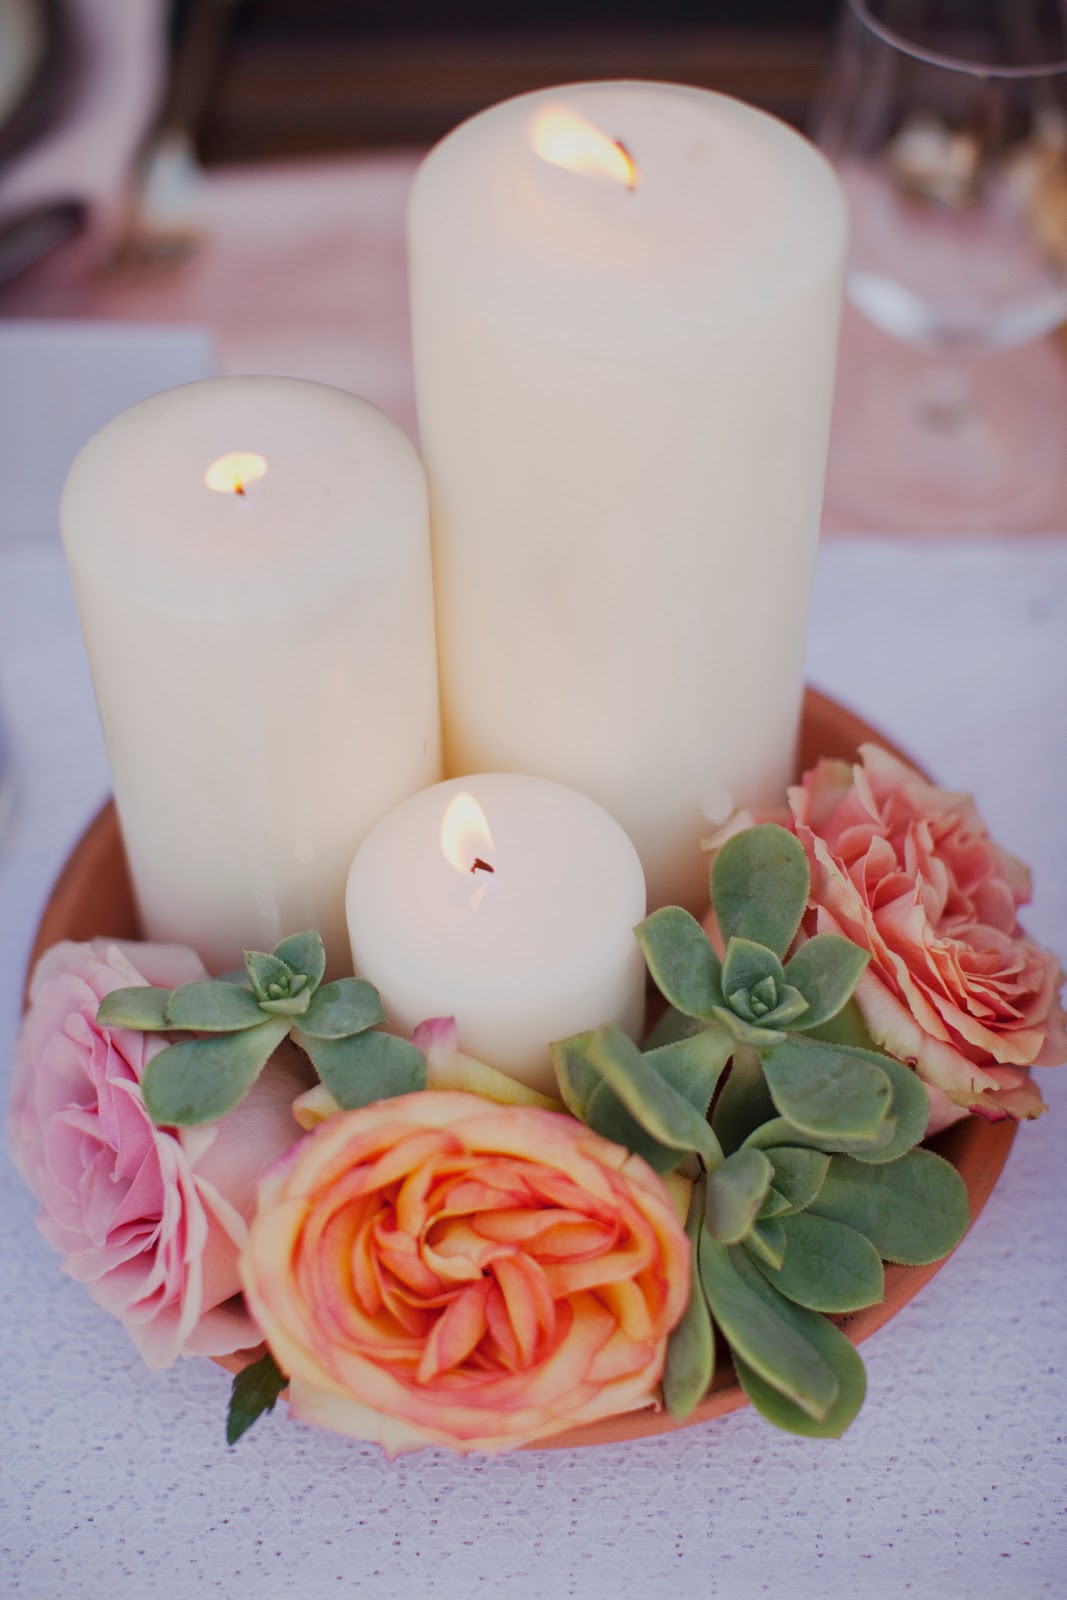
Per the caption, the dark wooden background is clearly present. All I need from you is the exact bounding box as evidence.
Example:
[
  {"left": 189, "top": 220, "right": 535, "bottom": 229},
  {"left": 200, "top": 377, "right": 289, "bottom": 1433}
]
[{"left": 189, "top": 0, "right": 840, "bottom": 162}]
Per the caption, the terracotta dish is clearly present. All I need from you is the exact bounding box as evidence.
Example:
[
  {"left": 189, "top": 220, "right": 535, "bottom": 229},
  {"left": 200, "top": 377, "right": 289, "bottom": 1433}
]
[{"left": 25, "top": 687, "right": 1016, "bottom": 1450}]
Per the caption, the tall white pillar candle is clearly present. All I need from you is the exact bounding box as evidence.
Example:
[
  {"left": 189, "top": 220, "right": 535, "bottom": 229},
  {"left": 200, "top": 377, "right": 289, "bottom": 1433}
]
[
  {"left": 409, "top": 82, "right": 846, "bottom": 913},
  {"left": 346, "top": 774, "right": 647, "bottom": 1095},
  {"left": 61, "top": 376, "right": 442, "bottom": 974}
]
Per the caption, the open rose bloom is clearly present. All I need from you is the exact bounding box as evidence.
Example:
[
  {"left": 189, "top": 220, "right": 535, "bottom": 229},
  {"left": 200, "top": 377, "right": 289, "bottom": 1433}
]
[
  {"left": 240, "top": 1091, "right": 690, "bottom": 1455},
  {"left": 787, "top": 746, "right": 1066, "bottom": 1128},
  {"left": 10, "top": 940, "right": 305, "bottom": 1368}
]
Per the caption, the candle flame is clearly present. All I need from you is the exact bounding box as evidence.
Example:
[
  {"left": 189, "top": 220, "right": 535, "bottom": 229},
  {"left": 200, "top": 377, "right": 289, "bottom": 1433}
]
[
  {"left": 204, "top": 451, "right": 268, "bottom": 496},
  {"left": 440, "top": 791, "right": 495, "bottom": 876},
  {"left": 531, "top": 106, "right": 638, "bottom": 190}
]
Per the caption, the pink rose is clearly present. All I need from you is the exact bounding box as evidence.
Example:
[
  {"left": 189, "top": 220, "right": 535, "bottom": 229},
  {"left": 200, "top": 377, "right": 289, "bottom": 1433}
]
[
  {"left": 240, "top": 1091, "right": 691, "bottom": 1455},
  {"left": 10, "top": 939, "right": 307, "bottom": 1369},
  {"left": 786, "top": 746, "right": 1066, "bottom": 1128}
]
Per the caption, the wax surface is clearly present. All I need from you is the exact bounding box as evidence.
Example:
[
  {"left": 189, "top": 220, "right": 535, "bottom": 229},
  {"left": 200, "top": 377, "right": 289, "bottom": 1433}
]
[
  {"left": 345, "top": 773, "right": 648, "bottom": 1094},
  {"left": 410, "top": 81, "right": 846, "bottom": 912},
  {"left": 62, "top": 376, "right": 442, "bottom": 973}
]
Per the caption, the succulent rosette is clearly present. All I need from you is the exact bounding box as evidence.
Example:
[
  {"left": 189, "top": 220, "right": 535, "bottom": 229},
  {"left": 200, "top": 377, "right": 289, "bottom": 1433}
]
[
  {"left": 784, "top": 746, "right": 1066, "bottom": 1126},
  {"left": 239, "top": 1091, "right": 691, "bottom": 1455}
]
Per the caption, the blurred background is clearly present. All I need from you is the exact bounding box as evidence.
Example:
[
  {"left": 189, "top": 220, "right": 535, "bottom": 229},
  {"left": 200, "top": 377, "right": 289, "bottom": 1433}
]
[{"left": 1, "top": 0, "right": 1067, "bottom": 535}]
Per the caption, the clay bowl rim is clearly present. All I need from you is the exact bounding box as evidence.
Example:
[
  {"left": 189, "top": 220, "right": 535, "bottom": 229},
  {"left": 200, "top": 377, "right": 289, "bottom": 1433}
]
[{"left": 25, "top": 686, "right": 1017, "bottom": 1451}]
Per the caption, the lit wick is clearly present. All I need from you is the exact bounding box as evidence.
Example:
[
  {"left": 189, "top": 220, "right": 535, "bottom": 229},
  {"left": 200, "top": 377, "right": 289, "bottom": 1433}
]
[
  {"left": 531, "top": 106, "right": 640, "bottom": 192},
  {"left": 471, "top": 857, "right": 495, "bottom": 875}
]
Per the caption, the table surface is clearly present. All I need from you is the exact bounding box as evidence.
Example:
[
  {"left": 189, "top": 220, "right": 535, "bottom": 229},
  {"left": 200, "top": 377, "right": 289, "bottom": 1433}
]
[
  {"left": 1, "top": 144, "right": 1066, "bottom": 1600},
  {"left": 1, "top": 529, "right": 1064, "bottom": 1600}
]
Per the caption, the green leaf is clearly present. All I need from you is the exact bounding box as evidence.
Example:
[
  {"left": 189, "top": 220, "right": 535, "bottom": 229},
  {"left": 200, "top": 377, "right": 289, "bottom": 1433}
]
[
  {"left": 808, "top": 1151, "right": 971, "bottom": 1265},
  {"left": 299, "top": 978, "right": 385, "bottom": 1040},
  {"left": 763, "top": 1147, "right": 831, "bottom": 1214},
  {"left": 551, "top": 1031, "right": 603, "bottom": 1121},
  {"left": 708, "top": 1005, "right": 788, "bottom": 1048},
  {"left": 634, "top": 907, "right": 723, "bottom": 1018},
  {"left": 165, "top": 980, "right": 267, "bottom": 1032},
  {"left": 226, "top": 1351, "right": 287, "bottom": 1446},
  {"left": 641, "top": 1006, "right": 704, "bottom": 1051},
  {"left": 711, "top": 825, "right": 810, "bottom": 961},
  {"left": 584, "top": 1083, "right": 684, "bottom": 1174},
  {"left": 784, "top": 936, "right": 871, "bottom": 1029},
  {"left": 96, "top": 986, "right": 174, "bottom": 1032},
  {"left": 837, "top": 1051, "right": 931, "bottom": 1164},
  {"left": 756, "top": 1211, "right": 884, "bottom": 1313},
  {"left": 722, "top": 938, "right": 785, "bottom": 1014},
  {"left": 271, "top": 930, "right": 326, "bottom": 989},
  {"left": 744, "top": 1216, "right": 786, "bottom": 1270},
  {"left": 704, "top": 1148, "right": 773, "bottom": 1244},
  {"left": 757, "top": 1186, "right": 791, "bottom": 1221},
  {"left": 295, "top": 1027, "right": 426, "bottom": 1109},
  {"left": 761, "top": 1036, "right": 892, "bottom": 1141},
  {"left": 586, "top": 1026, "right": 724, "bottom": 1170},
  {"left": 734, "top": 1311, "right": 866, "bottom": 1438},
  {"left": 257, "top": 989, "right": 312, "bottom": 1017},
  {"left": 245, "top": 951, "right": 298, "bottom": 1002},
  {"left": 663, "top": 1181, "right": 716, "bottom": 1420},
  {"left": 711, "top": 1046, "right": 775, "bottom": 1156},
  {"left": 743, "top": 1114, "right": 899, "bottom": 1159},
  {"left": 142, "top": 1017, "right": 290, "bottom": 1126},
  {"left": 802, "top": 998, "right": 878, "bottom": 1051},
  {"left": 698, "top": 1232, "right": 838, "bottom": 1421},
  {"left": 645, "top": 1027, "right": 735, "bottom": 1116}
]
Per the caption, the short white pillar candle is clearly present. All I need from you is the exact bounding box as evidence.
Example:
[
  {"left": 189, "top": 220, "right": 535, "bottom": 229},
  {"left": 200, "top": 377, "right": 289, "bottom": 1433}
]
[
  {"left": 61, "top": 376, "right": 442, "bottom": 974},
  {"left": 345, "top": 774, "right": 648, "bottom": 1095},
  {"left": 409, "top": 81, "right": 846, "bottom": 913}
]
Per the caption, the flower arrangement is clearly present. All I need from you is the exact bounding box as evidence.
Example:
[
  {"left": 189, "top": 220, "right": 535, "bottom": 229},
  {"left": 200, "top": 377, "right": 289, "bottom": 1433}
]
[{"left": 11, "top": 748, "right": 1064, "bottom": 1456}]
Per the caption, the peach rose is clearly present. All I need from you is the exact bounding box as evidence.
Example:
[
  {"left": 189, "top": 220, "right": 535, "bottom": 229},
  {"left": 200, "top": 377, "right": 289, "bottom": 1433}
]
[
  {"left": 787, "top": 746, "right": 1066, "bottom": 1128},
  {"left": 10, "top": 939, "right": 307, "bottom": 1368},
  {"left": 239, "top": 1091, "right": 690, "bottom": 1455}
]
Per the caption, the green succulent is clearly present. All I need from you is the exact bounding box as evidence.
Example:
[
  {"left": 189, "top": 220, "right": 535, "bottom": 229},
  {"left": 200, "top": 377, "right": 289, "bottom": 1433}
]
[
  {"left": 97, "top": 931, "right": 424, "bottom": 1127},
  {"left": 550, "top": 823, "right": 970, "bottom": 1441}
]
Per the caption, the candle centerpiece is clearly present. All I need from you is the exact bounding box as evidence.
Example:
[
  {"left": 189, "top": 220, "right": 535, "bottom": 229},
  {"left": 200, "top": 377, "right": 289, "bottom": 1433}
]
[
  {"left": 61, "top": 376, "right": 442, "bottom": 974},
  {"left": 345, "top": 773, "right": 648, "bottom": 1095},
  {"left": 409, "top": 81, "right": 847, "bottom": 911}
]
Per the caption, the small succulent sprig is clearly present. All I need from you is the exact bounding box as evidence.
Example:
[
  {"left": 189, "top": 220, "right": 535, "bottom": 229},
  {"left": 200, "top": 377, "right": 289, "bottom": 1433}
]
[
  {"left": 97, "top": 931, "right": 424, "bottom": 1127},
  {"left": 551, "top": 824, "right": 971, "bottom": 1439}
]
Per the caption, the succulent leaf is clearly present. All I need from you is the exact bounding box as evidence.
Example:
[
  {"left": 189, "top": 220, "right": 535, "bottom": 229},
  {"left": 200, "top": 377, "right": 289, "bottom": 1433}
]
[
  {"left": 784, "top": 936, "right": 871, "bottom": 1029},
  {"left": 245, "top": 951, "right": 299, "bottom": 1002},
  {"left": 744, "top": 1216, "right": 787, "bottom": 1270},
  {"left": 707, "top": 1005, "right": 787, "bottom": 1047},
  {"left": 299, "top": 978, "right": 384, "bottom": 1040},
  {"left": 711, "top": 825, "right": 810, "bottom": 960},
  {"left": 807, "top": 1150, "right": 970, "bottom": 1265},
  {"left": 757, "top": 1186, "right": 791, "bottom": 1221},
  {"left": 142, "top": 1017, "right": 290, "bottom": 1126},
  {"left": 743, "top": 1114, "right": 899, "bottom": 1159},
  {"left": 698, "top": 1232, "right": 838, "bottom": 1422},
  {"left": 271, "top": 930, "right": 326, "bottom": 989},
  {"left": 641, "top": 1005, "right": 705, "bottom": 1051},
  {"left": 763, "top": 1147, "right": 831, "bottom": 1214},
  {"left": 734, "top": 1310, "right": 866, "bottom": 1438},
  {"left": 760, "top": 1036, "right": 893, "bottom": 1141},
  {"left": 722, "top": 938, "right": 785, "bottom": 1014},
  {"left": 551, "top": 1032, "right": 603, "bottom": 1121},
  {"left": 293, "top": 1027, "right": 426, "bottom": 1110},
  {"left": 96, "top": 986, "right": 174, "bottom": 1032},
  {"left": 645, "top": 1027, "right": 735, "bottom": 1116},
  {"left": 704, "top": 1148, "right": 773, "bottom": 1244},
  {"left": 755, "top": 1211, "right": 885, "bottom": 1313},
  {"left": 584, "top": 1083, "right": 685, "bottom": 1174},
  {"left": 165, "top": 979, "right": 271, "bottom": 1032},
  {"left": 586, "top": 1025, "right": 725, "bottom": 1170},
  {"left": 711, "top": 1046, "right": 776, "bottom": 1156},
  {"left": 663, "top": 1180, "right": 716, "bottom": 1420},
  {"left": 634, "top": 907, "right": 724, "bottom": 1018}
]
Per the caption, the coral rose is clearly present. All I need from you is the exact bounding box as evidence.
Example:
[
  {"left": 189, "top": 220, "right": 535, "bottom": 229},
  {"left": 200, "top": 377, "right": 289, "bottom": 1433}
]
[
  {"left": 786, "top": 746, "right": 1066, "bottom": 1128},
  {"left": 10, "top": 939, "right": 307, "bottom": 1368},
  {"left": 239, "top": 1091, "right": 690, "bottom": 1455}
]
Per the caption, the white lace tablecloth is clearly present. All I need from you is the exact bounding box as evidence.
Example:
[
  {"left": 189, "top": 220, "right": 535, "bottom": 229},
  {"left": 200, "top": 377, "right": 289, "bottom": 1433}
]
[{"left": 1, "top": 536, "right": 1064, "bottom": 1599}]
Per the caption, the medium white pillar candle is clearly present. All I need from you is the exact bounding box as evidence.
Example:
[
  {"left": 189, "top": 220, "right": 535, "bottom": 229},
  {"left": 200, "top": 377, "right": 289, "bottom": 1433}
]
[
  {"left": 61, "top": 376, "right": 441, "bottom": 975},
  {"left": 409, "top": 82, "right": 846, "bottom": 913},
  {"left": 345, "top": 774, "right": 647, "bottom": 1095}
]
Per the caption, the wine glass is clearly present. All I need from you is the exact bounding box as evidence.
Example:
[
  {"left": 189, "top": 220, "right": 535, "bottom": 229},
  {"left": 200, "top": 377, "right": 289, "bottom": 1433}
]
[{"left": 816, "top": 0, "right": 1067, "bottom": 532}]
